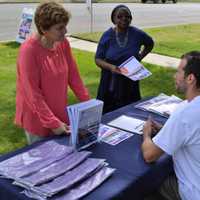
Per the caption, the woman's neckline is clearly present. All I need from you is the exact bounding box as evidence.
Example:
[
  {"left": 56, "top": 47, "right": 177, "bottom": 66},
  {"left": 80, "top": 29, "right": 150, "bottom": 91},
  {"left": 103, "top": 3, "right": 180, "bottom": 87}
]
[
  {"left": 112, "top": 27, "right": 129, "bottom": 48},
  {"left": 112, "top": 26, "right": 130, "bottom": 33},
  {"left": 33, "top": 33, "right": 58, "bottom": 52}
]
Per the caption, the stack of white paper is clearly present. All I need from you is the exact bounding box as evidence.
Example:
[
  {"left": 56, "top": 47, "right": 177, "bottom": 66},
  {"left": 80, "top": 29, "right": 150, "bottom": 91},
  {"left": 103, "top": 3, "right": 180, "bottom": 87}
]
[
  {"left": 67, "top": 99, "right": 103, "bottom": 150},
  {"left": 135, "top": 93, "right": 183, "bottom": 117},
  {"left": 148, "top": 95, "right": 183, "bottom": 116},
  {"left": 119, "top": 56, "right": 152, "bottom": 81},
  {"left": 108, "top": 115, "right": 145, "bottom": 135},
  {"left": 135, "top": 93, "right": 170, "bottom": 111}
]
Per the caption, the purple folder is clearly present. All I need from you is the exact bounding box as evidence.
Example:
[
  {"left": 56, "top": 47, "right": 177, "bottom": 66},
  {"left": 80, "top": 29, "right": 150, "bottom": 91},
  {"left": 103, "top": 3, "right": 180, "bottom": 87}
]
[
  {"left": 32, "top": 158, "right": 106, "bottom": 197},
  {"left": 24, "top": 166, "right": 115, "bottom": 200},
  {"left": 16, "top": 151, "right": 91, "bottom": 187},
  {"left": 0, "top": 140, "right": 74, "bottom": 179}
]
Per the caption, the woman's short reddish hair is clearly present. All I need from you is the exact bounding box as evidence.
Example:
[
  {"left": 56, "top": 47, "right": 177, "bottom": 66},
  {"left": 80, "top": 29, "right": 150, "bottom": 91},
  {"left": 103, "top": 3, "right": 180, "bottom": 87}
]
[{"left": 34, "top": 1, "right": 71, "bottom": 35}]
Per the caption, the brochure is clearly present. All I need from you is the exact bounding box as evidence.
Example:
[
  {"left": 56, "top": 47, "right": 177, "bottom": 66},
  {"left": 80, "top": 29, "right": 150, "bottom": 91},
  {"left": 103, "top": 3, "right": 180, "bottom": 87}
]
[
  {"left": 135, "top": 93, "right": 183, "bottom": 117},
  {"left": 67, "top": 99, "right": 104, "bottom": 150},
  {"left": 118, "top": 56, "right": 152, "bottom": 81},
  {"left": 16, "top": 8, "right": 34, "bottom": 43},
  {"left": 98, "top": 124, "right": 133, "bottom": 145},
  {"left": 135, "top": 93, "right": 169, "bottom": 111},
  {"left": 108, "top": 115, "right": 145, "bottom": 135}
]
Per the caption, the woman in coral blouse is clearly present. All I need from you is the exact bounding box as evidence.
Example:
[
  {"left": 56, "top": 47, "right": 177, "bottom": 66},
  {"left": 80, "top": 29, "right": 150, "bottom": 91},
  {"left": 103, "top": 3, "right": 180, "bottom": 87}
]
[{"left": 15, "top": 2, "right": 90, "bottom": 144}]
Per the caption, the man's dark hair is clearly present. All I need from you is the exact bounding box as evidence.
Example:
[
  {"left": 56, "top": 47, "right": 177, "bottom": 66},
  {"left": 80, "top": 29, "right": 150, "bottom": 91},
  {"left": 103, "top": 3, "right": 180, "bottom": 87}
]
[{"left": 181, "top": 51, "right": 200, "bottom": 88}]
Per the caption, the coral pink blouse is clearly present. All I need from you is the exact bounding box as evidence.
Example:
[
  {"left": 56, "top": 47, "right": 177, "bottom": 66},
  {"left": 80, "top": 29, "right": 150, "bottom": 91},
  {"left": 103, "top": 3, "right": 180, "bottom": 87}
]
[{"left": 15, "top": 35, "right": 90, "bottom": 136}]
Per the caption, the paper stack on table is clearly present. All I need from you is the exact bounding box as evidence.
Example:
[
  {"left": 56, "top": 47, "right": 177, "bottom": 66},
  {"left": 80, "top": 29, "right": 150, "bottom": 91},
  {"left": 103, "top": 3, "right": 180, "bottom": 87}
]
[
  {"left": 23, "top": 158, "right": 106, "bottom": 198},
  {"left": 24, "top": 166, "right": 115, "bottom": 200},
  {"left": 20, "top": 156, "right": 114, "bottom": 200},
  {"left": 135, "top": 93, "right": 183, "bottom": 117},
  {"left": 0, "top": 140, "right": 74, "bottom": 179},
  {"left": 67, "top": 99, "right": 104, "bottom": 150},
  {"left": 0, "top": 139, "right": 115, "bottom": 200},
  {"left": 108, "top": 115, "right": 145, "bottom": 135},
  {"left": 14, "top": 151, "right": 91, "bottom": 188}
]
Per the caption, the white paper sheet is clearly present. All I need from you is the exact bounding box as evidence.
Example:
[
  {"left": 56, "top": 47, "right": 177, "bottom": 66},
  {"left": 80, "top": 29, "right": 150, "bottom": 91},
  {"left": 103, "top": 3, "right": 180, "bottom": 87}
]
[{"left": 108, "top": 115, "right": 145, "bottom": 135}]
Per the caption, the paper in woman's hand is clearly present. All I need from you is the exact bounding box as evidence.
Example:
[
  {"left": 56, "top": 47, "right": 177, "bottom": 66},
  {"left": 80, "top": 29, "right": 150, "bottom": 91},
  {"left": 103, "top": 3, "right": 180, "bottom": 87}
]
[{"left": 119, "top": 56, "right": 152, "bottom": 81}]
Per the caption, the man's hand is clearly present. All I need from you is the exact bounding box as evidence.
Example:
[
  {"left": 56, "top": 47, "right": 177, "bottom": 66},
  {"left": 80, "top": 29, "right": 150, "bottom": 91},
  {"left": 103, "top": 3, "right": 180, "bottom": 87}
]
[
  {"left": 151, "top": 120, "right": 163, "bottom": 133},
  {"left": 143, "top": 117, "right": 163, "bottom": 137},
  {"left": 142, "top": 117, "right": 164, "bottom": 163},
  {"left": 52, "top": 123, "right": 70, "bottom": 135},
  {"left": 143, "top": 119, "right": 154, "bottom": 138}
]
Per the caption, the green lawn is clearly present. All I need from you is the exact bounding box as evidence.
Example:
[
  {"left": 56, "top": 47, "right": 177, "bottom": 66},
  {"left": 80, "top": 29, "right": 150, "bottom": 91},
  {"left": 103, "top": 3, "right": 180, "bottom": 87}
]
[
  {"left": 73, "top": 23, "right": 200, "bottom": 58},
  {"left": 0, "top": 41, "right": 182, "bottom": 154}
]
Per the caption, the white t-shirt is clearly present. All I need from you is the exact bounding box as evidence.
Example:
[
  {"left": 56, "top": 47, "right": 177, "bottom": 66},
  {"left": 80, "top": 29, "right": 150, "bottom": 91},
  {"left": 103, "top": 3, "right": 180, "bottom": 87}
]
[{"left": 153, "top": 96, "right": 200, "bottom": 200}]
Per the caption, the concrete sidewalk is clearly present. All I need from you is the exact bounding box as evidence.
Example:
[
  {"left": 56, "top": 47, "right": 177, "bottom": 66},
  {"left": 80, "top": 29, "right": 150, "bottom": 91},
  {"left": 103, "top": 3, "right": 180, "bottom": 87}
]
[{"left": 68, "top": 36, "right": 180, "bottom": 69}]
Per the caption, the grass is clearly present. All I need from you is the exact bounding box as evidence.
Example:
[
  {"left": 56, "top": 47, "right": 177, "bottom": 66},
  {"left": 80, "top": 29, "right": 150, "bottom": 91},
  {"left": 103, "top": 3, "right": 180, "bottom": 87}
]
[
  {"left": 0, "top": 41, "right": 182, "bottom": 155},
  {"left": 0, "top": 42, "right": 26, "bottom": 154},
  {"left": 73, "top": 23, "right": 200, "bottom": 58}
]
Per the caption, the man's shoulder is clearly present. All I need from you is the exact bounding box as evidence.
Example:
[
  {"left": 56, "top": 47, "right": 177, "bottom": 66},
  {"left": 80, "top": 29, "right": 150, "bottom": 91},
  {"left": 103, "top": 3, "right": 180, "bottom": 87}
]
[
  {"left": 181, "top": 97, "right": 200, "bottom": 121},
  {"left": 165, "top": 97, "right": 200, "bottom": 132}
]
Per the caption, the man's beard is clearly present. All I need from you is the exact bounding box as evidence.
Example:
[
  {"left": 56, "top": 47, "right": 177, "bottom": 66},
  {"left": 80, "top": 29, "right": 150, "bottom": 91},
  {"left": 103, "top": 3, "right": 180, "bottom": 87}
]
[{"left": 176, "top": 82, "right": 187, "bottom": 94}]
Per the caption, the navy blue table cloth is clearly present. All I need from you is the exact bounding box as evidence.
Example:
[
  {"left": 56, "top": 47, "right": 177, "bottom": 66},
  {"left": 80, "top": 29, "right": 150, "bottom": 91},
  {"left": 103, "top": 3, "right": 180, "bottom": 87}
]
[{"left": 0, "top": 99, "right": 174, "bottom": 200}]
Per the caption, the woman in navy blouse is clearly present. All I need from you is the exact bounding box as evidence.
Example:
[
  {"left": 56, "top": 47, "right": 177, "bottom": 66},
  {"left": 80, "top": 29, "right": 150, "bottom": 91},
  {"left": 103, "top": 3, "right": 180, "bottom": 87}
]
[{"left": 95, "top": 5, "right": 154, "bottom": 113}]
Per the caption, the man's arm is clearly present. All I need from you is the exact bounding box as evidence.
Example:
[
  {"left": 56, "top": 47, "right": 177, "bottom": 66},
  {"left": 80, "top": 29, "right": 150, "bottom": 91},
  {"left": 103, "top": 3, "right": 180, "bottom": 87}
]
[{"left": 141, "top": 119, "right": 164, "bottom": 163}]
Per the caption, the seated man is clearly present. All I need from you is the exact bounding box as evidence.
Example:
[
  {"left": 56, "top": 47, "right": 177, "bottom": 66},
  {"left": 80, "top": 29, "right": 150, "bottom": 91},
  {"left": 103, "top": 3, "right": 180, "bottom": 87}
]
[{"left": 141, "top": 51, "right": 200, "bottom": 200}]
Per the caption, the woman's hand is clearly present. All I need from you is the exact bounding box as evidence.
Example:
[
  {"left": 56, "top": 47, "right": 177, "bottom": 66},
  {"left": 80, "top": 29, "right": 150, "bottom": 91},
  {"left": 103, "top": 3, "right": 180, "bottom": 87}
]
[
  {"left": 119, "top": 67, "right": 129, "bottom": 75},
  {"left": 95, "top": 58, "right": 121, "bottom": 74},
  {"left": 52, "top": 123, "right": 70, "bottom": 135},
  {"left": 111, "top": 66, "right": 121, "bottom": 74}
]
